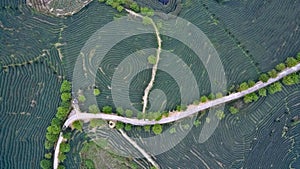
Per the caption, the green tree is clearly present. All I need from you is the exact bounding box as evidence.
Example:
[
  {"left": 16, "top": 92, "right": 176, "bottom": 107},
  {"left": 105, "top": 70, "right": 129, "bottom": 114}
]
[
  {"left": 44, "top": 140, "right": 54, "bottom": 150},
  {"left": 268, "top": 69, "right": 277, "bottom": 78},
  {"left": 51, "top": 117, "right": 61, "bottom": 127},
  {"left": 40, "top": 159, "right": 51, "bottom": 169},
  {"left": 73, "top": 120, "right": 83, "bottom": 131},
  {"left": 208, "top": 93, "right": 215, "bottom": 100},
  {"left": 200, "top": 96, "right": 208, "bottom": 102},
  {"left": 275, "top": 63, "right": 286, "bottom": 71},
  {"left": 58, "top": 165, "right": 66, "bottom": 169},
  {"left": 215, "top": 110, "right": 225, "bottom": 120},
  {"left": 216, "top": 92, "right": 223, "bottom": 99},
  {"left": 88, "top": 104, "right": 99, "bottom": 114},
  {"left": 248, "top": 80, "right": 256, "bottom": 87},
  {"left": 58, "top": 153, "right": 66, "bottom": 162},
  {"left": 60, "top": 142, "right": 71, "bottom": 153},
  {"left": 47, "top": 125, "right": 60, "bottom": 135},
  {"left": 115, "top": 122, "right": 124, "bottom": 129},
  {"left": 129, "top": 2, "right": 139, "bottom": 12},
  {"left": 258, "top": 88, "right": 267, "bottom": 97},
  {"left": 297, "top": 52, "right": 300, "bottom": 61},
  {"left": 125, "top": 124, "right": 132, "bottom": 131},
  {"left": 282, "top": 73, "right": 299, "bottom": 85},
  {"left": 116, "top": 107, "right": 124, "bottom": 116},
  {"left": 116, "top": 5, "right": 124, "bottom": 12},
  {"left": 84, "top": 159, "right": 95, "bottom": 169},
  {"left": 147, "top": 55, "right": 156, "bottom": 64},
  {"left": 60, "top": 80, "right": 71, "bottom": 93},
  {"left": 93, "top": 89, "right": 100, "bottom": 96},
  {"left": 144, "top": 125, "right": 151, "bottom": 132},
  {"left": 44, "top": 153, "right": 52, "bottom": 159},
  {"left": 137, "top": 112, "right": 144, "bottom": 119},
  {"left": 56, "top": 106, "right": 69, "bottom": 120},
  {"left": 152, "top": 124, "right": 163, "bottom": 135},
  {"left": 193, "top": 120, "right": 201, "bottom": 127},
  {"left": 229, "top": 106, "right": 239, "bottom": 114},
  {"left": 286, "top": 57, "right": 298, "bottom": 67},
  {"left": 243, "top": 93, "right": 259, "bottom": 103},
  {"left": 102, "top": 106, "right": 112, "bottom": 114},
  {"left": 268, "top": 82, "right": 282, "bottom": 94},
  {"left": 259, "top": 73, "right": 270, "bottom": 82},
  {"left": 61, "top": 93, "right": 71, "bottom": 102},
  {"left": 63, "top": 132, "right": 71, "bottom": 140},
  {"left": 125, "top": 109, "right": 133, "bottom": 117},
  {"left": 238, "top": 82, "right": 249, "bottom": 92},
  {"left": 78, "top": 95, "right": 86, "bottom": 102},
  {"left": 46, "top": 133, "right": 58, "bottom": 142},
  {"left": 140, "top": 7, "right": 154, "bottom": 16}
]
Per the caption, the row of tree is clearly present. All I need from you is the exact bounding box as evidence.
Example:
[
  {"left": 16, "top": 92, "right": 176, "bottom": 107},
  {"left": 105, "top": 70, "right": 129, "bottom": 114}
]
[{"left": 40, "top": 80, "right": 72, "bottom": 169}]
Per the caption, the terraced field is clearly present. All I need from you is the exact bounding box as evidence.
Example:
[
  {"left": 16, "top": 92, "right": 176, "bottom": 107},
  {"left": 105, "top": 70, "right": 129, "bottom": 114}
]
[{"left": 0, "top": 0, "right": 300, "bottom": 168}]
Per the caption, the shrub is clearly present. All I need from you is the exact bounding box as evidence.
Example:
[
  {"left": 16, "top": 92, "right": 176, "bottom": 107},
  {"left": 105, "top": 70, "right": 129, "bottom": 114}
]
[
  {"left": 78, "top": 95, "right": 86, "bottom": 102},
  {"left": 115, "top": 122, "right": 124, "bottom": 129},
  {"left": 102, "top": 106, "right": 112, "bottom": 114},
  {"left": 215, "top": 110, "right": 225, "bottom": 120},
  {"left": 248, "top": 80, "right": 256, "bottom": 87},
  {"left": 238, "top": 82, "right": 249, "bottom": 92},
  {"left": 73, "top": 120, "right": 83, "bottom": 131},
  {"left": 200, "top": 96, "right": 208, "bottom": 102},
  {"left": 282, "top": 73, "right": 299, "bottom": 85},
  {"left": 44, "top": 153, "right": 52, "bottom": 159},
  {"left": 208, "top": 93, "right": 215, "bottom": 100},
  {"left": 268, "top": 69, "right": 277, "bottom": 78},
  {"left": 216, "top": 92, "right": 223, "bottom": 99},
  {"left": 229, "top": 106, "right": 239, "bottom": 114},
  {"left": 268, "top": 82, "right": 282, "bottom": 94},
  {"left": 147, "top": 55, "right": 156, "bottom": 64},
  {"left": 258, "top": 88, "right": 267, "bottom": 97},
  {"left": 275, "top": 63, "right": 286, "bottom": 71},
  {"left": 60, "top": 142, "right": 70, "bottom": 153},
  {"left": 286, "top": 57, "right": 298, "bottom": 67},
  {"left": 144, "top": 125, "right": 151, "bottom": 132},
  {"left": 125, "top": 124, "right": 132, "bottom": 131},
  {"left": 116, "top": 107, "right": 124, "bottom": 116},
  {"left": 88, "top": 104, "right": 99, "bottom": 114},
  {"left": 152, "top": 124, "right": 163, "bottom": 135},
  {"left": 259, "top": 73, "right": 270, "bottom": 82},
  {"left": 125, "top": 109, "right": 133, "bottom": 117},
  {"left": 40, "top": 159, "right": 51, "bottom": 169},
  {"left": 93, "top": 89, "right": 100, "bottom": 96},
  {"left": 61, "top": 93, "right": 71, "bottom": 102},
  {"left": 58, "top": 153, "right": 66, "bottom": 162},
  {"left": 60, "top": 80, "right": 71, "bottom": 93}
]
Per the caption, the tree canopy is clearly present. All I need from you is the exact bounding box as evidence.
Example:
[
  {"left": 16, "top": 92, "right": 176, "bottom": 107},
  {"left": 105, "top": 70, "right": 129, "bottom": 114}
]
[
  {"left": 268, "top": 82, "right": 282, "bottom": 94},
  {"left": 259, "top": 73, "right": 270, "bottom": 82},
  {"left": 285, "top": 57, "right": 298, "bottom": 67},
  {"left": 102, "top": 106, "right": 112, "bottom": 114},
  {"left": 152, "top": 124, "right": 163, "bottom": 135},
  {"left": 40, "top": 159, "right": 51, "bottom": 169},
  {"left": 60, "top": 80, "right": 71, "bottom": 93}
]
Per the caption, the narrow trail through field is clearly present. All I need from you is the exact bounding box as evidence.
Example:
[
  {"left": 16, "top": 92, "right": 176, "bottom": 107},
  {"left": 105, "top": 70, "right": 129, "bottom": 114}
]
[
  {"left": 125, "top": 9, "right": 163, "bottom": 114},
  {"left": 118, "top": 129, "right": 160, "bottom": 169}
]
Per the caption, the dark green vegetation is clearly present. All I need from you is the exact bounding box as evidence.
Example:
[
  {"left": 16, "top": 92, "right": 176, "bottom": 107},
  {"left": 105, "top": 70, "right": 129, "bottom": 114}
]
[
  {"left": 1, "top": 0, "right": 300, "bottom": 169},
  {"left": 40, "top": 80, "right": 72, "bottom": 169}
]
